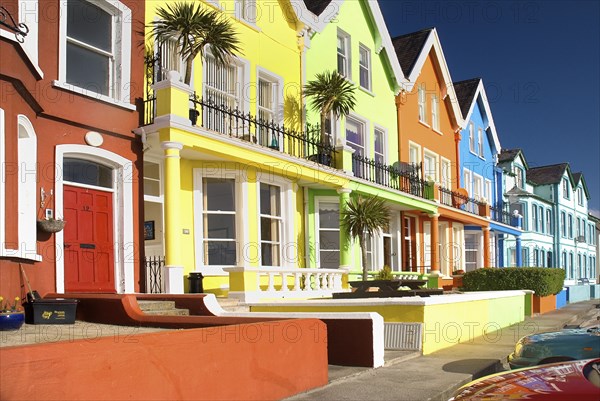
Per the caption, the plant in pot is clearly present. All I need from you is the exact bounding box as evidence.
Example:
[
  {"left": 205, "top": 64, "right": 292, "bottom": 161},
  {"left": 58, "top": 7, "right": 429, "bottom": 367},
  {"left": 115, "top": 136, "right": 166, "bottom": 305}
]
[
  {"left": 452, "top": 269, "right": 465, "bottom": 289},
  {"left": 146, "top": 2, "right": 242, "bottom": 126},
  {"left": 0, "top": 296, "right": 25, "bottom": 331},
  {"left": 341, "top": 195, "right": 391, "bottom": 282},
  {"left": 37, "top": 217, "right": 66, "bottom": 233}
]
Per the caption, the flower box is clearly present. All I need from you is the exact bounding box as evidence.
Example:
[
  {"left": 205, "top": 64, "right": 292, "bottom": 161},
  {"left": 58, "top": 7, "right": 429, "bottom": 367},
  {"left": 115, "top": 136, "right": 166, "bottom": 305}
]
[
  {"left": 24, "top": 298, "right": 78, "bottom": 324},
  {"left": 37, "top": 219, "right": 66, "bottom": 233},
  {"left": 0, "top": 312, "right": 25, "bottom": 331}
]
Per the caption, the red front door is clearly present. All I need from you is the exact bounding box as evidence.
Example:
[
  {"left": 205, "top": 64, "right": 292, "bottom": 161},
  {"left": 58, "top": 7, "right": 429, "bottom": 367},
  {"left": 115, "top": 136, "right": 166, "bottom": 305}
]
[{"left": 64, "top": 185, "right": 115, "bottom": 292}]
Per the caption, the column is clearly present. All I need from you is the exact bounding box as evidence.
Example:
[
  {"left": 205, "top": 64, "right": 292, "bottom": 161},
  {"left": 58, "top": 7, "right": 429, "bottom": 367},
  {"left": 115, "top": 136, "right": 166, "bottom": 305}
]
[
  {"left": 162, "top": 141, "right": 184, "bottom": 294},
  {"left": 430, "top": 213, "right": 440, "bottom": 274},
  {"left": 483, "top": 227, "right": 491, "bottom": 268},
  {"left": 516, "top": 237, "right": 523, "bottom": 267},
  {"left": 338, "top": 188, "right": 352, "bottom": 288},
  {"left": 498, "top": 234, "right": 505, "bottom": 267}
]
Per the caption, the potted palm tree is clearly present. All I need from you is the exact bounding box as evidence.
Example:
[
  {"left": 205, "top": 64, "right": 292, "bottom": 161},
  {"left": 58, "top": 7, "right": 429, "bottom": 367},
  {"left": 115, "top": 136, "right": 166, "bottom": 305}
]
[
  {"left": 303, "top": 71, "right": 357, "bottom": 162},
  {"left": 147, "top": 2, "right": 242, "bottom": 86},
  {"left": 341, "top": 195, "right": 391, "bottom": 281}
]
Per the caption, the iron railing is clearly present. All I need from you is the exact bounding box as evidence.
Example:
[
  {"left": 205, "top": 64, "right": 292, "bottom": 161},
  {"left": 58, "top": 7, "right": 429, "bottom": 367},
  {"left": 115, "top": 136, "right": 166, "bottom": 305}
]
[
  {"left": 189, "top": 93, "right": 336, "bottom": 167},
  {"left": 490, "top": 205, "right": 512, "bottom": 225},
  {"left": 351, "top": 154, "right": 429, "bottom": 199},
  {"left": 144, "top": 256, "right": 165, "bottom": 294},
  {"left": 438, "top": 186, "right": 486, "bottom": 216}
]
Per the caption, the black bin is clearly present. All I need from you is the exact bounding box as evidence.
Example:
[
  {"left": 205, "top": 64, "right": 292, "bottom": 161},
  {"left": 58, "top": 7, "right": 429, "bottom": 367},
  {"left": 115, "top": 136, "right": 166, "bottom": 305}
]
[{"left": 188, "top": 272, "right": 204, "bottom": 293}]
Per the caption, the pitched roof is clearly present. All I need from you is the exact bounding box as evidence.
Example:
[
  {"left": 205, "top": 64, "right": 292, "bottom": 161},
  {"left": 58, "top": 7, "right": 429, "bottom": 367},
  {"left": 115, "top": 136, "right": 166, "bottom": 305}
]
[
  {"left": 527, "top": 163, "right": 569, "bottom": 185},
  {"left": 572, "top": 172, "right": 582, "bottom": 184},
  {"left": 453, "top": 78, "right": 481, "bottom": 119},
  {"left": 391, "top": 28, "right": 432, "bottom": 76},
  {"left": 302, "top": 0, "right": 333, "bottom": 16},
  {"left": 499, "top": 149, "right": 523, "bottom": 163}
]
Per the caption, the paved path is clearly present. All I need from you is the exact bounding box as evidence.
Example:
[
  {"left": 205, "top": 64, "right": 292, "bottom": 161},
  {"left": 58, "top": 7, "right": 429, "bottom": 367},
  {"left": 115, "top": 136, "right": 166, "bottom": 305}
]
[{"left": 285, "top": 300, "right": 600, "bottom": 401}]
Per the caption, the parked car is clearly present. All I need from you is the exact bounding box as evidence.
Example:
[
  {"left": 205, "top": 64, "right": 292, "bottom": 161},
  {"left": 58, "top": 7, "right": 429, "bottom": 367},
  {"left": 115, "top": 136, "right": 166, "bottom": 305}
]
[
  {"left": 449, "top": 358, "right": 600, "bottom": 401},
  {"left": 508, "top": 327, "right": 600, "bottom": 369}
]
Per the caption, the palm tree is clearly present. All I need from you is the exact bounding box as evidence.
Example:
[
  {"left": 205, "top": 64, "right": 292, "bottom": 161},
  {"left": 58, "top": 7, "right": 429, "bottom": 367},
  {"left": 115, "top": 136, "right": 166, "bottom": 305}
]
[
  {"left": 341, "top": 195, "right": 390, "bottom": 281},
  {"left": 304, "top": 71, "right": 357, "bottom": 145},
  {"left": 147, "top": 2, "right": 242, "bottom": 85}
]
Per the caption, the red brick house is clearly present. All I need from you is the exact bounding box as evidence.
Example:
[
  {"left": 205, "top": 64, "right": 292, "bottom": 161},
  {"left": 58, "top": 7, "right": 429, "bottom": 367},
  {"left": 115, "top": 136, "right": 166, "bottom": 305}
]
[{"left": 0, "top": 0, "right": 144, "bottom": 298}]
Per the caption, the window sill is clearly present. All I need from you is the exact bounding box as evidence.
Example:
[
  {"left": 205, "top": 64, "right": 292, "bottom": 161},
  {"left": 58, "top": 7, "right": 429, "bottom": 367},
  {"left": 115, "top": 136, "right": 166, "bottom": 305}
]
[
  {"left": 235, "top": 17, "right": 261, "bottom": 32},
  {"left": 52, "top": 81, "right": 137, "bottom": 111},
  {"left": 418, "top": 120, "right": 430, "bottom": 129},
  {"left": 358, "top": 86, "right": 375, "bottom": 97},
  {"left": 432, "top": 127, "right": 443, "bottom": 135}
]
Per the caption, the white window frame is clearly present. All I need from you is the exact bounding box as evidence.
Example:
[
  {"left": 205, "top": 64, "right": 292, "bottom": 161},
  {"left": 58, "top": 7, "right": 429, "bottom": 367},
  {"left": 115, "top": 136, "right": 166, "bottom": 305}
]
[
  {"left": 478, "top": 128, "right": 484, "bottom": 157},
  {"left": 345, "top": 115, "right": 367, "bottom": 156},
  {"left": 374, "top": 126, "right": 386, "bottom": 164},
  {"left": 143, "top": 159, "right": 163, "bottom": 203},
  {"left": 17, "top": 115, "right": 40, "bottom": 261},
  {"left": 157, "top": 38, "right": 186, "bottom": 83},
  {"left": 423, "top": 149, "right": 439, "bottom": 183},
  {"left": 337, "top": 29, "right": 351, "bottom": 79},
  {"left": 561, "top": 212, "right": 567, "bottom": 237},
  {"left": 409, "top": 141, "right": 421, "bottom": 167},
  {"left": 562, "top": 178, "right": 570, "bottom": 199},
  {"left": 193, "top": 169, "right": 244, "bottom": 275},
  {"left": 441, "top": 157, "right": 451, "bottom": 189},
  {"left": 358, "top": 43, "right": 372, "bottom": 91},
  {"left": 577, "top": 187, "right": 584, "bottom": 206},
  {"left": 256, "top": 68, "right": 283, "bottom": 147},
  {"left": 473, "top": 173, "right": 483, "bottom": 201},
  {"left": 469, "top": 123, "right": 475, "bottom": 153},
  {"left": 546, "top": 209, "right": 552, "bottom": 235},
  {"left": 315, "top": 197, "right": 342, "bottom": 269},
  {"left": 568, "top": 214, "right": 573, "bottom": 238},
  {"left": 56, "top": 0, "right": 132, "bottom": 108},
  {"left": 257, "top": 178, "right": 294, "bottom": 268},
  {"left": 484, "top": 179, "right": 492, "bottom": 204},
  {"left": 463, "top": 169, "right": 472, "bottom": 194},
  {"left": 418, "top": 83, "right": 427, "bottom": 124},
  {"left": 431, "top": 94, "right": 440, "bottom": 132}
]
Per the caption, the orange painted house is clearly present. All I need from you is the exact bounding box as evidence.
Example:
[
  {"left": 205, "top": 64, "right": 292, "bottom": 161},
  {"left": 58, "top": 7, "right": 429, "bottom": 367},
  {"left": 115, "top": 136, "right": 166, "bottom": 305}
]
[
  {"left": 392, "top": 28, "right": 492, "bottom": 285},
  {"left": 0, "top": 0, "right": 145, "bottom": 298}
]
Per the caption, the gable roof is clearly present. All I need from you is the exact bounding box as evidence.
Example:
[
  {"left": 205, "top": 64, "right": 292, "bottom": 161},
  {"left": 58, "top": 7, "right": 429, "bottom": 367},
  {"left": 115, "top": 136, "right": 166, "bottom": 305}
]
[
  {"left": 499, "top": 148, "right": 529, "bottom": 168},
  {"left": 454, "top": 78, "right": 480, "bottom": 118},
  {"left": 391, "top": 27, "right": 464, "bottom": 128},
  {"left": 391, "top": 28, "right": 432, "bottom": 76},
  {"left": 302, "top": 0, "right": 332, "bottom": 16},
  {"left": 572, "top": 172, "right": 591, "bottom": 199},
  {"left": 297, "top": 0, "right": 406, "bottom": 93},
  {"left": 527, "top": 163, "right": 572, "bottom": 186},
  {"left": 454, "top": 78, "right": 501, "bottom": 154}
]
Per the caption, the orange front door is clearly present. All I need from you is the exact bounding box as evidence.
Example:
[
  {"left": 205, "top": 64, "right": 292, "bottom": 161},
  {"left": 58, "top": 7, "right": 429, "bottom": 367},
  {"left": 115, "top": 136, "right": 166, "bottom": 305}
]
[{"left": 64, "top": 185, "right": 115, "bottom": 292}]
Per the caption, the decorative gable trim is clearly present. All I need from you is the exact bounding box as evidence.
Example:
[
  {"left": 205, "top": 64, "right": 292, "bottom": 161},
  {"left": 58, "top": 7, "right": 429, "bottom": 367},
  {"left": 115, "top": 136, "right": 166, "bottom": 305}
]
[
  {"left": 461, "top": 79, "right": 501, "bottom": 154},
  {"left": 402, "top": 28, "right": 464, "bottom": 129}
]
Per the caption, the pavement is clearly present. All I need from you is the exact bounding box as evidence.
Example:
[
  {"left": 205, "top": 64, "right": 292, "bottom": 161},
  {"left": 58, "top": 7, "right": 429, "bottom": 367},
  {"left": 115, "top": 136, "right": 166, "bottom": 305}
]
[{"left": 285, "top": 299, "right": 600, "bottom": 401}]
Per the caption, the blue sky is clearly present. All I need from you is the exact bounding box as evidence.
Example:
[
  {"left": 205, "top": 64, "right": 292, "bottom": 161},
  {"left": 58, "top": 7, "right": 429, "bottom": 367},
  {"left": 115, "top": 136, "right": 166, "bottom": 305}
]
[{"left": 378, "top": 0, "right": 600, "bottom": 215}]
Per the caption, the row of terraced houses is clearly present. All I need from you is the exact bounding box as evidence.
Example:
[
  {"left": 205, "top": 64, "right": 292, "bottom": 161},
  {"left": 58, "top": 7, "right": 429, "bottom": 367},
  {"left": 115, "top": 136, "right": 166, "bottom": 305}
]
[{"left": 1, "top": 0, "right": 598, "bottom": 301}]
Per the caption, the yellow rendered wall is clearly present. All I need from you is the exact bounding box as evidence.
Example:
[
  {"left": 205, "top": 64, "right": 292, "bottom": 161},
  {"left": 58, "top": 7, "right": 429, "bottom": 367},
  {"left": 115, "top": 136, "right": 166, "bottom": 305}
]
[{"left": 251, "top": 293, "right": 525, "bottom": 354}]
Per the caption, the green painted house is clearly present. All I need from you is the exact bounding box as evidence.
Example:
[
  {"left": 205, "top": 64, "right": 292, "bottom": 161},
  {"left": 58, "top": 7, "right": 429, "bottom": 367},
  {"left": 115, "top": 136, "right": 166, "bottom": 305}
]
[{"left": 298, "top": 0, "right": 437, "bottom": 275}]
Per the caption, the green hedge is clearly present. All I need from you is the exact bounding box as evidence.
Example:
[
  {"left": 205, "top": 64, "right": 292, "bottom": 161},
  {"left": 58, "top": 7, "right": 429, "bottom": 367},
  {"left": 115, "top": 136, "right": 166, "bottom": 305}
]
[{"left": 462, "top": 267, "right": 565, "bottom": 297}]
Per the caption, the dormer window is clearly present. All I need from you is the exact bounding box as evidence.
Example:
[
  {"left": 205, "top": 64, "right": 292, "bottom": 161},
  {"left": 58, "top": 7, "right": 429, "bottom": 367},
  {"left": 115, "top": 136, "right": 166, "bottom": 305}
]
[
  {"left": 469, "top": 123, "right": 475, "bottom": 153},
  {"left": 477, "top": 128, "right": 484, "bottom": 157},
  {"left": 431, "top": 94, "right": 439, "bottom": 131},
  {"left": 418, "top": 84, "right": 427, "bottom": 123},
  {"left": 577, "top": 187, "right": 584, "bottom": 206},
  {"left": 514, "top": 166, "right": 524, "bottom": 189},
  {"left": 337, "top": 30, "right": 351, "bottom": 79}
]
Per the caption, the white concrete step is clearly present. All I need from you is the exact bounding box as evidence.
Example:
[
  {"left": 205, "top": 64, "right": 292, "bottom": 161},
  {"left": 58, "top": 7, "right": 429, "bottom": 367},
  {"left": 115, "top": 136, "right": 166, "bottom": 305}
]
[{"left": 137, "top": 300, "right": 190, "bottom": 316}]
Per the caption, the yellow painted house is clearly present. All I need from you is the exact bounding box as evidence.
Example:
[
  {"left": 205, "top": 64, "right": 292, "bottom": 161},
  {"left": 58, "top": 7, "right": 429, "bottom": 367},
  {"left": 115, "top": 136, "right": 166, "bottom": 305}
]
[{"left": 139, "top": 0, "right": 352, "bottom": 300}]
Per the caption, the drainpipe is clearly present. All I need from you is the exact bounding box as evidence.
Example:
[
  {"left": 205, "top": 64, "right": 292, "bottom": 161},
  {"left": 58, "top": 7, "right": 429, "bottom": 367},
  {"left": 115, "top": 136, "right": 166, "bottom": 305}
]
[
  {"left": 303, "top": 187, "right": 310, "bottom": 268},
  {"left": 454, "top": 130, "right": 462, "bottom": 189}
]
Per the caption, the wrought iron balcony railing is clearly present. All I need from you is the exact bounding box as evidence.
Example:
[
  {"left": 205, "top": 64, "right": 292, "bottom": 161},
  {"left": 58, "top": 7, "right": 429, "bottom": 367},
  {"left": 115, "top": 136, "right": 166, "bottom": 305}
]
[
  {"left": 351, "top": 154, "right": 429, "bottom": 199},
  {"left": 188, "top": 93, "right": 336, "bottom": 167},
  {"left": 438, "top": 186, "right": 486, "bottom": 216},
  {"left": 490, "top": 205, "right": 512, "bottom": 226}
]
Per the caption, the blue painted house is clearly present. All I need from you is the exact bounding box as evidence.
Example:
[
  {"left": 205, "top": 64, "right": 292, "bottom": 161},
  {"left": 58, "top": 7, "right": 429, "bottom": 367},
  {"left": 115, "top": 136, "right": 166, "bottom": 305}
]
[{"left": 454, "top": 78, "right": 521, "bottom": 269}]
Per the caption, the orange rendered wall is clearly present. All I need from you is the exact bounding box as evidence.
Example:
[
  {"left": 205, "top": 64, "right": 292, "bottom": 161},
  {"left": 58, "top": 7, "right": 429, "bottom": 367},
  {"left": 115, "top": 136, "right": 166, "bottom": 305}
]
[
  {"left": 397, "top": 53, "right": 459, "bottom": 190},
  {"left": 0, "top": 319, "right": 328, "bottom": 401},
  {"left": 533, "top": 294, "right": 556, "bottom": 314}
]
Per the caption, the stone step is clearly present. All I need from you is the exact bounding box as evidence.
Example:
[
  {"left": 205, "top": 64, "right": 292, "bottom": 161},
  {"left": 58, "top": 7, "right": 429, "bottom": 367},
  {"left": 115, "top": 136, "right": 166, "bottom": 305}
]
[
  {"left": 215, "top": 297, "right": 250, "bottom": 313},
  {"left": 137, "top": 300, "right": 190, "bottom": 316},
  {"left": 143, "top": 308, "right": 190, "bottom": 316}
]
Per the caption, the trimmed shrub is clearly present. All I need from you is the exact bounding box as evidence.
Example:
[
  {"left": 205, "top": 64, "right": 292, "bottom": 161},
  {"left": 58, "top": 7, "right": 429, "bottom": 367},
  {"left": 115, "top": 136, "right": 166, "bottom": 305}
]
[{"left": 462, "top": 268, "right": 565, "bottom": 297}]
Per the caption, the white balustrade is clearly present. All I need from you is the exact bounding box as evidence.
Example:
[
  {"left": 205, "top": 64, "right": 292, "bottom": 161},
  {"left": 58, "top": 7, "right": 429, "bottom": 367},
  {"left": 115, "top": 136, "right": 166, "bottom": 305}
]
[{"left": 255, "top": 268, "right": 345, "bottom": 299}]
